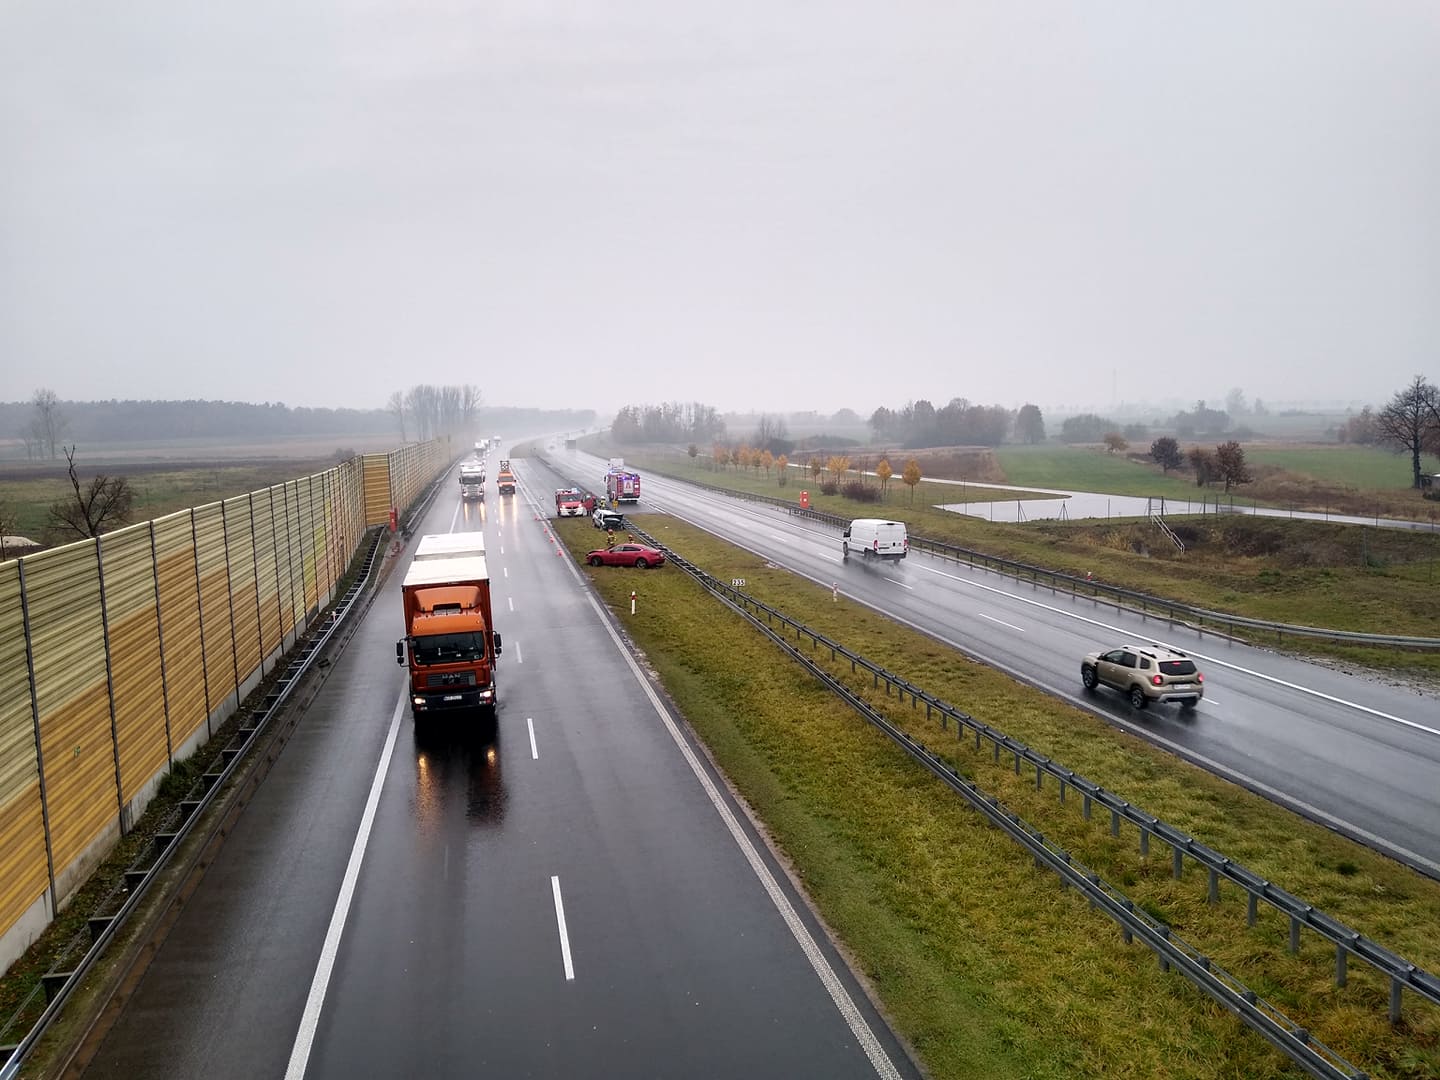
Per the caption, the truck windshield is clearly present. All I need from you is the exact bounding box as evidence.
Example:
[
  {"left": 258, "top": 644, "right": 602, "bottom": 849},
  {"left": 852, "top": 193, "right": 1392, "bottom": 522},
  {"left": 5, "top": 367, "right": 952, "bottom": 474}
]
[{"left": 412, "top": 632, "right": 487, "bottom": 665}]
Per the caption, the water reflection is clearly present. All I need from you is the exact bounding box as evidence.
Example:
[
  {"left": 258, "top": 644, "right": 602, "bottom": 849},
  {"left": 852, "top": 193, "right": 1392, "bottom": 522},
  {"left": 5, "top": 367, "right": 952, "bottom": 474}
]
[
  {"left": 411, "top": 718, "right": 507, "bottom": 829},
  {"left": 459, "top": 499, "right": 488, "bottom": 528}
]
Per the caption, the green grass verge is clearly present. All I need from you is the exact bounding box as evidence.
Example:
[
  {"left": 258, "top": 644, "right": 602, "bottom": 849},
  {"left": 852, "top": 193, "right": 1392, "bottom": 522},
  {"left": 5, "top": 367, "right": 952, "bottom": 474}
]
[{"left": 556, "top": 513, "right": 1440, "bottom": 1080}]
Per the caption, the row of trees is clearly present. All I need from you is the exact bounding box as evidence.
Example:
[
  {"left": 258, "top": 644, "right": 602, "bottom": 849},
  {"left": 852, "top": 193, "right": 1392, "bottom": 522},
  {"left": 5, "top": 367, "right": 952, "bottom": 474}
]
[
  {"left": 8, "top": 391, "right": 401, "bottom": 458},
  {"left": 385, "top": 384, "right": 483, "bottom": 443},
  {"left": 867, "top": 399, "right": 1032, "bottom": 448},
  {"left": 1147, "top": 436, "right": 1254, "bottom": 492},
  {"left": 611, "top": 402, "right": 727, "bottom": 446}
]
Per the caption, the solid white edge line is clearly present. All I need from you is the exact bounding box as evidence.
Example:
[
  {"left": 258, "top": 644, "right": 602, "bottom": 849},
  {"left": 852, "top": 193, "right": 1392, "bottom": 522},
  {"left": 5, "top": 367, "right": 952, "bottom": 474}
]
[
  {"left": 551, "top": 875, "right": 575, "bottom": 980},
  {"left": 285, "top": 686, "right": 407, "bottom": 1080},
  {"left": 915, "top": 564, "right": 1440, "bottom": 736},
  {"left": 574, "top": 588, "right": 902, "bottom": 1078},
  {"left": 527, "top": 717, "right": 539, "bottom": 760}
]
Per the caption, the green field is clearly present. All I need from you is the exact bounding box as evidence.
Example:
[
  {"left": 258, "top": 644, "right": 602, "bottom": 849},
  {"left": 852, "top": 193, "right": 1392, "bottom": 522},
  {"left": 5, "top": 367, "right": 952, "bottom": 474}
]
[
  {"left": 1244, "top": 444, "right": 1420, "bottom": 490},
  {"left": 556, "top": 513, "right": 1440, "bottom": 1079},
  {"left": 0, "top": 458, "right": 343, "bottom": 545},
  {"left": 994, "top": 444, "right": 1202, "bottom": 497}
]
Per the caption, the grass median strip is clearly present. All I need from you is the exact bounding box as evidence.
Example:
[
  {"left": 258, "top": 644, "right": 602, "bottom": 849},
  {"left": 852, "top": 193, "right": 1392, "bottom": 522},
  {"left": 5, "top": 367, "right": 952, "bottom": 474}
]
[{"left": 558, "top": 515, "right": 1440, "bottom": 1080}]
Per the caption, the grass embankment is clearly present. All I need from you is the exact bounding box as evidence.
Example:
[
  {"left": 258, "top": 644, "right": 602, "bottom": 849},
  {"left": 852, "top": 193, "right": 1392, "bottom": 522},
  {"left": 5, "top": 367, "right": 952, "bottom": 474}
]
[
  {"left": 557, "top": 515, "right": 1440, "bottom": 1080},
  {"left": 592, "top": 445, "right": 1440, "bottom": 677}
]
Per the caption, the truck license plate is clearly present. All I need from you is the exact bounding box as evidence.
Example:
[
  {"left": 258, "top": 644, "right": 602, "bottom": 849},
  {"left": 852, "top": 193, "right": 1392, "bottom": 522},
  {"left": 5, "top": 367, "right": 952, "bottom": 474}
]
[{"left": 443, "top": 694, "right": 463, "bottom": 702}]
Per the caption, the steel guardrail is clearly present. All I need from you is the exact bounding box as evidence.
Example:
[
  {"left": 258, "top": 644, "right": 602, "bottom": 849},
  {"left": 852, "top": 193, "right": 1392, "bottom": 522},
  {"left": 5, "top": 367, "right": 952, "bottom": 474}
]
[
  {"left": 630, "top": 466, "right": 1440, "bottom": 650},
  {"left": 621, "top": 528, "right": 1368, "bottom": 1080}
]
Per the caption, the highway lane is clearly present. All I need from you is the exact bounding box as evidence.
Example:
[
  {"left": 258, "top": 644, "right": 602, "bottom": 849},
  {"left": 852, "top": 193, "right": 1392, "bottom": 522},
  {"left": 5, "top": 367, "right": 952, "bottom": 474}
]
[
  {"left": 79, "top": 460, "right": 915, "bottom": 1079},
  {"left": 559, "top": 450, "right": 1440, "bottom": 876}
]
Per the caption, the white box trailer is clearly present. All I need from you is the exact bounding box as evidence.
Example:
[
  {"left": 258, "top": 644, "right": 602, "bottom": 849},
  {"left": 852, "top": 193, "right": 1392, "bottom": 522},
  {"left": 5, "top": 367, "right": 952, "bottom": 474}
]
[{"left": 415, "top": 531, "right": 486, "bottom": 560}]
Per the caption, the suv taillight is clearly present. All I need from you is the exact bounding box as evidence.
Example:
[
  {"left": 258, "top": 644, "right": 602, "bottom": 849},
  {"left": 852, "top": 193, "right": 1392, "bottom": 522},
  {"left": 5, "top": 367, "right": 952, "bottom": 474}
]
[
  {"left": 1196, "top": 673, "right": 1204, "bottom": 683},
  {"left": 1151, "top": 675, "right": 1164, "bottom": 686}
]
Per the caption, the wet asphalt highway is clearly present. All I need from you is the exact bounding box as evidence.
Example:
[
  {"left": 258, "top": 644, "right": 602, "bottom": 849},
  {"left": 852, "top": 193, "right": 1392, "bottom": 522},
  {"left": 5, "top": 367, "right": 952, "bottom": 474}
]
[
  {"left": 78, "top": 460, "right": 917, "bottom": 1080},
  {"left": 557, "top": 450, "right": 1440, "bottom": 877}
]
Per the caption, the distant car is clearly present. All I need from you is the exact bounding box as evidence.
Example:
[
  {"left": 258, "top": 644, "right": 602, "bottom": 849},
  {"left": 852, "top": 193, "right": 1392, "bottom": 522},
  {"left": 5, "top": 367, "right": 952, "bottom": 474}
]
[
  {"left": 586, "top": 544, "right": 664, "bottom": 569},
  {"left": 592, "top": 507, "right": 624, "bottom": 530},
  {"left": 1081, "top": 645, "right": 1203, "bottom": 710}
]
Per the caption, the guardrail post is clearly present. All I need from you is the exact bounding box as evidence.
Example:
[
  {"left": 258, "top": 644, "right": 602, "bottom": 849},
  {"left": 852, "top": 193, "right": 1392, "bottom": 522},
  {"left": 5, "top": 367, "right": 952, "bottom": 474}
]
[
  {"left": 1247, "top": 892, "right": 1258, "bottom": 927},
  {"left": 1013, "top": 751, "right": 1021, "bottom": 774},
  {"left": 1391, "top": 977, "right": 1404, "bottom": 1023},
  {"left": 1157, "top": 927, "right": 1171, "bottom": 972},
  {"left": 1082, "top": 794, "right": 1092, "bottom": 820},
  {"left": 1173, "top": 844, "right": 1185, "bottom": 880},
  {"left": 1139, "top": 827, "right": 1150, "bottom": 858},
  {"left": 1111, "top": 807, "right": 1122, "bottom": 837},
  {"left": 1034, "top": 764, "right": 1042, "bottom": 790},
  {"left": 1336, "top": 943, "right": 1348, "bottom": 988},
  {"left": 1208, "top": 868, "right": 1220, "bottom": 904},
  {"left": 1290, "top": 916, "right": 1301, "bottom": 954}
]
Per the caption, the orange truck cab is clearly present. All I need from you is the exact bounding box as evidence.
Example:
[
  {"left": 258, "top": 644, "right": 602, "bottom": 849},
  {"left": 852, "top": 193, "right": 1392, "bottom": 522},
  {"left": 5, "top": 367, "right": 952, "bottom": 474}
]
[
  {"left": 396, "top": 533, "right": 501, "bottom": 717},
  {"left": 497, "top": 464, "right": 517, "bottom": 495}
]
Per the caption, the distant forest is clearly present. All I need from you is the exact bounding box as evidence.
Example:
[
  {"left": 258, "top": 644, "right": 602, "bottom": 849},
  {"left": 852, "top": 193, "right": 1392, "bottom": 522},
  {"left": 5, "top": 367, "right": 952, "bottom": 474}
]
[{"left": 0, "top": 398, "right": 595, "bottom": 456}]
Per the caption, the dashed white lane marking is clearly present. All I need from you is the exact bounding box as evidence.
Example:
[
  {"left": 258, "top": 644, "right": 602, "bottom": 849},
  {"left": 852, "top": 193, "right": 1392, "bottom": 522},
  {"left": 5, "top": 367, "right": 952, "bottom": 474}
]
[
  {"left": 551, "top": 876, "right": 575, "bottom": 981},
  {"left": 527, "top": 717, "right": 539, "bottom": 760},
  {"left": 508, "top": 597, "right": 515, "bottom": 612},
  {"left": 514, "top": 640, "right": 523, "bottom": 664},
  {"left": 285, "top": 687, "right": 406, "bottom": 1079},
  {"left": 915, "top": 564, "right": 1438, "bottom": 736},
  {"left": 885, "top": 577, "right": 913, "bottom": 590},
  {"left": 503, "top": 567, "right": 509, "bottom": 578},
  {"left": 978, "top": 612, "right": 1026, "bottom": 633},
  {"left": 556, "top": 554, "right": 902, "bottom": 1078}
]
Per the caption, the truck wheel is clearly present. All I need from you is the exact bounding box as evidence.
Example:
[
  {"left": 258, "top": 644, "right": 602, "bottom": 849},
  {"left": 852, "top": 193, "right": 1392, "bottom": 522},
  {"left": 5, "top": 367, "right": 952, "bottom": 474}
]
[{"left": 589, "top": 555, "right": 603, "bottom": 566}]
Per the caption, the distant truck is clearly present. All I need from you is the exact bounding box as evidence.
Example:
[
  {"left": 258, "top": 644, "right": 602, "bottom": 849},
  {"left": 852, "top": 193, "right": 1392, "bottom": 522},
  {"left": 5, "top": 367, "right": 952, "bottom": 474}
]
[
  {"left": 497, "top": 464, "right": 517, "bottom": 495},
  {"left": 841, "top": 519, "right": 908, "bottom": 562},
  {"left": 555, "top": 488, "right": 585, "bottom": 517},
  {"left": 459, "top": 464, "right": 485, "bottom": 501},
  {"left": 473, "top": 439, "right": 487, "bottom": 456},
  {"left": 606, "top": 469, "right": 640, "bottom": 504},
  {"left": 396, "top": 533, "right": 502, "bottom": 718}
]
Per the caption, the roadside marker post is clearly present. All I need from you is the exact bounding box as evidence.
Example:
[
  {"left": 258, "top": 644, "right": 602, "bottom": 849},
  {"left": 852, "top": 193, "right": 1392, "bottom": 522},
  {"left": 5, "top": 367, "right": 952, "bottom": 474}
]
[{"left": 630, "top": 590, "right": 637, "bottom": 615}]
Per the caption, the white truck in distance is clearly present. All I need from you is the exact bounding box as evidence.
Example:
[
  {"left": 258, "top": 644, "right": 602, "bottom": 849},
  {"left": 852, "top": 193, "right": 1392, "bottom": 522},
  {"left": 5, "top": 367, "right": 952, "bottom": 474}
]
[{"left": 842, "top": 519, "right": 908, "bottom": 562}]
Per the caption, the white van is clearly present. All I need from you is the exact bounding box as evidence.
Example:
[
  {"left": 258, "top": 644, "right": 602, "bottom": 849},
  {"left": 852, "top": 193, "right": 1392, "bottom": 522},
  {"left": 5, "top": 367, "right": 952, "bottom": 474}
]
[{"left": 842, "top": 519, "right": 908, "bottom": 562}]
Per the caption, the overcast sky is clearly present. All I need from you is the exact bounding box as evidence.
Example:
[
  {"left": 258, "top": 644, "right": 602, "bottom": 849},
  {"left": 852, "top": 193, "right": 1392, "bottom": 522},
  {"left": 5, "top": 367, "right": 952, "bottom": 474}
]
[{"left": 2, "top": 1, "right": 1437, "bottom": 419}]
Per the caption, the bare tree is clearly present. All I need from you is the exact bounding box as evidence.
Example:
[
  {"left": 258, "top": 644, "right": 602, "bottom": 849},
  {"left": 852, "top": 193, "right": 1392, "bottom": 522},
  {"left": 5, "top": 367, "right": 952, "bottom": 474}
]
[
  {"left": 775, "top": 453, "right": 789, "bottom": 486},
  {"left": 1103, "top": 432, "right": 1128, "bottom": 454},
  {"left": 48, "top": 446, "right": 136, "bottom": 540},
  {"left": 1375, "top": 375, "right": 1440, "bottom": 488},
  {"left": 31, "top": 388, "right": 67, "bottom": 459},
  {"left": 386, "top": 390, "right": 408, "bottom": 442}
]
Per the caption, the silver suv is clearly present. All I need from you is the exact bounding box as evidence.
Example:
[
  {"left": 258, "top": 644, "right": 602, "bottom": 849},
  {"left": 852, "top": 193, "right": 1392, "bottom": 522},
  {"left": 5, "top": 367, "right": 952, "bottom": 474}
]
[{"left": 1081, "top": 645, "right": 1203, "bottom": 710}]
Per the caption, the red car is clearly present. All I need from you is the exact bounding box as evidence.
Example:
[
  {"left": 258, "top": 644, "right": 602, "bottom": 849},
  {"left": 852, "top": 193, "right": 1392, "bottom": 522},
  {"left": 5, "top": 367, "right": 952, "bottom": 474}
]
[{"left": 586, "top": 544, "right": 665, "bottom": 569}]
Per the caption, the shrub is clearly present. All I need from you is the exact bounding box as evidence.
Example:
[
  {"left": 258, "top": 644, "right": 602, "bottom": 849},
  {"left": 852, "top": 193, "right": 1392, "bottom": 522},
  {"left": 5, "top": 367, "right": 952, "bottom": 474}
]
[
  {"left": 820, "top": 481, "right": 839, "bottom": 496},
  {"left": 842, "top": 480, "right": 880, "bottom": 503}
]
